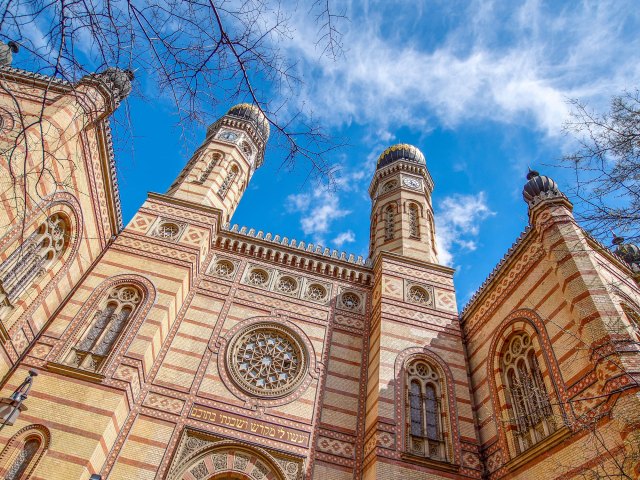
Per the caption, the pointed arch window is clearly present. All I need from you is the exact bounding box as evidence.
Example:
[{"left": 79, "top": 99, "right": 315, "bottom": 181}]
[
  {"left": 405, "top": 359, "right": 446, "bottom": 460},
  {"left": 384, "top": 205, "right": 395, "bottom": 241},
  {"left": 622, "top": 304, "right": 640, "bottom": 341},
  {"left": 65, "top": 285, "right": 142, "bottom": 372},
  {"left": 502, "top": 332, "right": 555, "bottom": 454},
  {"left": 218, "top": 165, "right": 239, "bottom": 198},
  {"left": 0, "top": 214, "right": 68, "bottom": 320},
  {"left": 408, "top": 204, "right": 420, "bottom": 238}
]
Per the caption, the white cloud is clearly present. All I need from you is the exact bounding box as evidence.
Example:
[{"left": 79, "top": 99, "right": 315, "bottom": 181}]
[
  {"left": 435, "top": 192, "right": 495, "bottom": 266},
  {"left": 285, "top": 187, "right": 351, "bottom": 243},
  {"left": 283, "top": 0, "right": 640, "bottom": 137},
  {"left": 333, "top": 230, "right": 355, "bottom": 247}
]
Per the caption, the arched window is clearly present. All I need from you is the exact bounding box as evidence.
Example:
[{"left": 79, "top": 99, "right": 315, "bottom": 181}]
[
  {"left": 502, "top": 332, "right": 555, "bottom": 454},
  {"left": 65, "top": 285, "right": 142, "bottom": 372},
  {"left": 408, "top": 204, "right": 420, "bottom": 238},
  {"left": 384, "top": 205, "right": 395, "bottom": 241},
  {"left": 218, "top": 165, "right": 239, "bottom": 198},
  {"left": 0, "top": 425, "right": 49, "bottom": 480},
  {"left": 195, "top": 153, "right": 221, "bottom": 184},
  {"left": 0, "top": 213, "right": 68, "bottom": 320},
  {"left": 405, "top": 359, "right": 446, "bottom": 460}
]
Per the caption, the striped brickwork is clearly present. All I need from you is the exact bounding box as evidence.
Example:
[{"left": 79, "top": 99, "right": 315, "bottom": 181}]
[
  {"left": 0, "top": 68, "right": 121, "bottom": 379},
  {"left": 362, "top": 253, "right": 481, "bottom": 479},
  {"left": 0, "top": 65, "right": 638, "bottom": 480},
  {"left": 462, "top": 197, "right": 640, "bottom": 479}
]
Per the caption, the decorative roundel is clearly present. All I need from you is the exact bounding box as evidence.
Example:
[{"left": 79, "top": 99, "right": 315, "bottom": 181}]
[
  {"left": 306, "top": 283, "right": 327, "bottom": 301},
  {"left": 408, "top": 360, "right": 438, "bottom": 381},
  {"left": 219, "top": 130, "right": 239, "bottom": 141},
  {"left": 276, "top": 276, "right": 297, "bottom": 293},
  {"left": 156, "top": 222, "right": 180, "bottom": 239},
  {"left": 408, "top": 285, "right": 431, "bottom": 305},
  {"left": 214, "top": 260, "right": 235, "bottom": 277},
  {"left": 403, "top": 177, "right": 421, "bottom": 190},
  {"left": 341, "top": 292, "right": 361, "bottom": 310},
  {"left": 226, "top": 323, "right": 308, "bottom": 398},
  {"left": 247, "top": 268, "right": 269, "bottom": 287}
]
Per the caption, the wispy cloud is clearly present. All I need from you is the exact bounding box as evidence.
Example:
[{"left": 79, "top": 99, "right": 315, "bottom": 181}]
[
  {"left": 285, "top": 0, "right": 640, "bottom": 136},
  {"left": 333, "top": 230, "right": 355, "bottom": 247},
  {"left": 435, "top": 192, "right": 495, "bottom": 266},
  {"left": 285, "top": 187, "right": 351, "bottom": 244}
]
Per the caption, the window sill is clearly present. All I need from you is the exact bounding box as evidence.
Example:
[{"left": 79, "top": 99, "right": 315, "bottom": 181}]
[
  {"left": 46, "top": 362, "right": 105, "bottom": 383},
  {"left": 400, "top": 452, "right": 459, "bottom": 473},
  {"left": 504, "top": 426, "right": 572, "bottom": 473}
]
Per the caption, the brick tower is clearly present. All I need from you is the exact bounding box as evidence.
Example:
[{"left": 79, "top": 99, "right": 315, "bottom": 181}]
[{"left": 363, "top": 144, "right": 481, "bottom": 479}]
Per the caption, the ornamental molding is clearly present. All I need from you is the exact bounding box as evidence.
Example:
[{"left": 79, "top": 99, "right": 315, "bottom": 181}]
[
  {"left": 214, "top": 315, "right": 320, "bottom": 409},
  {"left": 461, "top": 230, "right": 544, "bottom": 336},
  {"left": 166, "top": 429, "right": 303, "bottom": 480},
  {"left": 240, "top": 262, "right": 333, "bottom": 306},
  {"left": 149, "top": 217, "right": 188, "bottom": 242},
  {"left": 369, "top": 160, "right": 435, "bottom": 196},
  {"left": 404, "top": 280, "right": 434, "bottom": 307}
]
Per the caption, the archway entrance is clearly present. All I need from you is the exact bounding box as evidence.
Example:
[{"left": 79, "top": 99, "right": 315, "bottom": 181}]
[{"left": 177, "top": 444, "right": 287, "bottom": 480}]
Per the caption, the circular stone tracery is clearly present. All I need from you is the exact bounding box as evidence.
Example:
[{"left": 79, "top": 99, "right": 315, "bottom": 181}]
[{"left": 226, "top": 323, "right": 307, "bottom": 398}]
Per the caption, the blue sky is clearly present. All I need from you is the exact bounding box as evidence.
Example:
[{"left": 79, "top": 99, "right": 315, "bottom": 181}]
[{"left": 13, "top": 0, "right": 640, "bottom": 307}]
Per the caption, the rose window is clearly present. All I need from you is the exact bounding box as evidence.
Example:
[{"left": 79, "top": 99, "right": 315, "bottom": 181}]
[
  {"left": 408, "top": 286, "right": 430, "bottom": 305},
  {"left": 276, "top": 276, "right": 297, "bottom": 293},
  {"left": 247, "top": 269, "right": 268, "bottom": 286},
  {"left": 341, "top": 292, "right": 360, "bottom": 310},
  {"left": 306, "top": 284, "right": 327, "bottom": 301},
  {"left": 214, "top": 260, "right": 235, "bottom": 277},
  {"left": 156, "top": 222, "right": 180, "bottom": 239},
  {"left": 226, "top": 324, "right": 307, "bottom": 397}
]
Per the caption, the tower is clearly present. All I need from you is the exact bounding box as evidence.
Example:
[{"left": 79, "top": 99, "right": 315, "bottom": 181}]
[
  {"left": 167, "top": 104, "right": 269, "bottom": 223},
  {"left": 369, "top": 144, "right": 438, "bottom": 264}
]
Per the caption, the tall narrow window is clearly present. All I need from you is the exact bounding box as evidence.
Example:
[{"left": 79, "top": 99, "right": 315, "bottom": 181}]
[
  {"left": 195, "top": 153, "right": 221, "bottom": 184},
  {"left": 384, "top": 205, "right": 395, "bottom": 241},
  {"left": 218, "top": 165, "right": 239, "bottom": 198},
  {"left": 502, "top": 332, "right": 555, "bottom": 454},
  {"left": 65, "top": 285, "right": 141, "bottom": 372},
  {"left": 409, "top": 204, "right": 420, "bottom": 238},
  {"left": 405, "top": 359, "right": 446, "bottom": 460},
  {"left": 0, "top": 214, "right": 68, "bottom": 320},
  {"left": 5, "top": 438, "right": 40, "bottom": 480}
]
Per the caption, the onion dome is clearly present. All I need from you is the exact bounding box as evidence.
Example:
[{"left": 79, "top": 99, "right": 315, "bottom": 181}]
[
  {"left": 522, "top": 168, "right": 563, "bottom": 205},
  {"left": 376, "top": 144, "right": 426, "bottom": 170},
  {"left": 612, "top": 233, "right": 640, "bottom": 270},
  {"left": 227, "top": 103, "right": 270, "bottom": 139}
]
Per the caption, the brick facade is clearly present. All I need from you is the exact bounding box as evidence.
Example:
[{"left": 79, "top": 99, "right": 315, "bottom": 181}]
[{"left": 0, "top": 65, "right": 638, "bottom": 480}]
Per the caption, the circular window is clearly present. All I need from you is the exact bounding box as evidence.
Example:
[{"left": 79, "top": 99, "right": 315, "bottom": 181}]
[
  {"left": 276, "top": 276, "right": 297, "bottom": 293},
  {"left": 214, "top": 260, "right": 235, "bottom": 277},
  {"left": 341, "top": 292, "right": 361, "bottom": 310},
  {"left": 306, "top": 283, "right": 327, "bottom": 301},
  {"left": 156, "top": 222, "right": 180, "bottom": 239},
  {"left": 408, "top": 286, "right": 430, "bottom": 304},
  {"left": 247, "top": 269, "right": 269, "bottom": 287},
  {"left": 226, "top": 323, "right": 307, "bottom": 398}
]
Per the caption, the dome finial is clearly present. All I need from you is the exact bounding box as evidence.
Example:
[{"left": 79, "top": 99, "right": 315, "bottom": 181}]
[
  {"left": 526, "top": 166, "right": 540, "bottom": 180},
  {"left": 612, "top": 230, "right": 625, "bottom": 246}
]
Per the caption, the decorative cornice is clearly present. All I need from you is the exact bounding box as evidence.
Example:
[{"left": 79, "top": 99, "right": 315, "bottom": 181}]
[
  {"left": 461, "top": 227, "right": 533, "bottom": 318},
  {"left": 222, "top": 223, "right": 372, "bottom": 267}
]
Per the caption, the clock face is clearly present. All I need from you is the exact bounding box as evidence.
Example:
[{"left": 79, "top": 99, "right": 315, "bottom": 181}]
[
  {"left": 403, "top": 177, "right": 421, "bottom": 189},
  {"left": 220, "top": 131, "right": 238, "bottom": 141}
]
